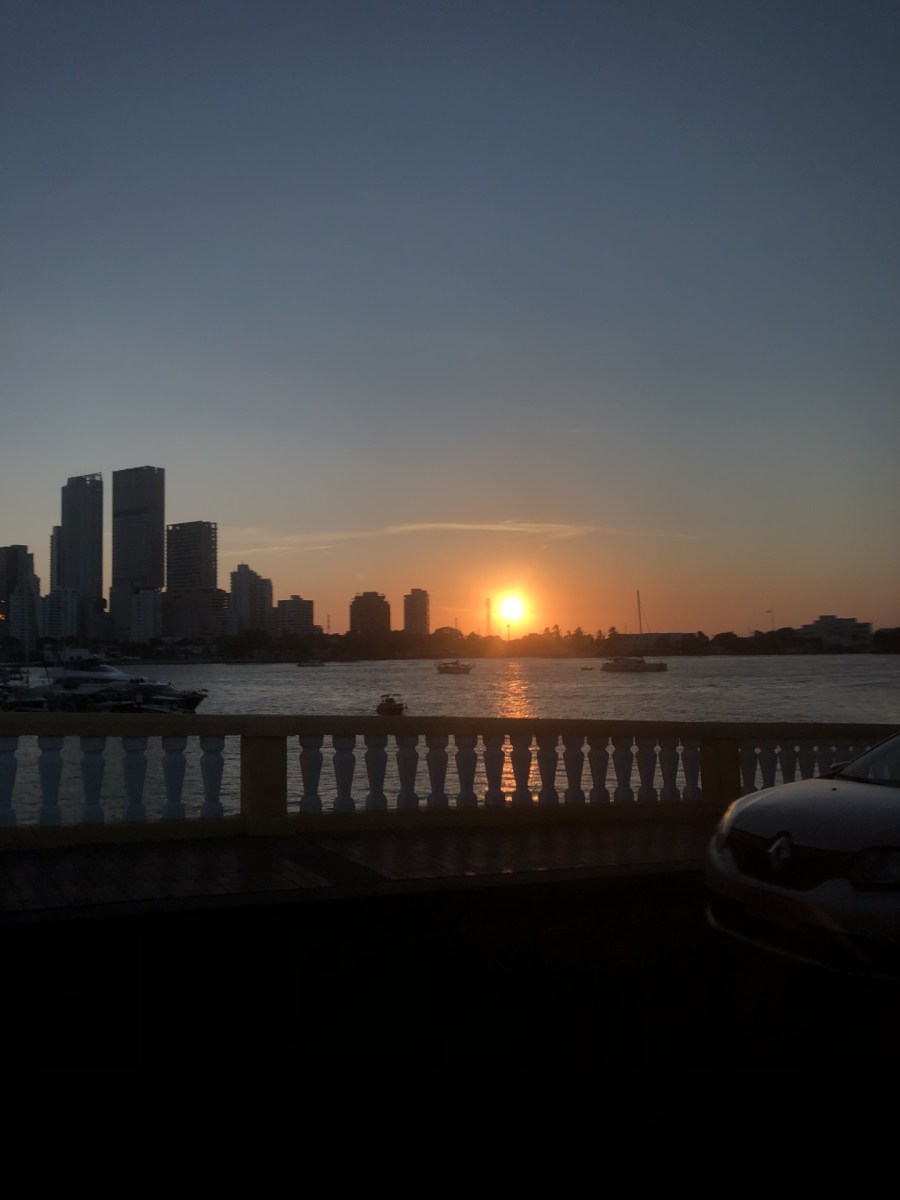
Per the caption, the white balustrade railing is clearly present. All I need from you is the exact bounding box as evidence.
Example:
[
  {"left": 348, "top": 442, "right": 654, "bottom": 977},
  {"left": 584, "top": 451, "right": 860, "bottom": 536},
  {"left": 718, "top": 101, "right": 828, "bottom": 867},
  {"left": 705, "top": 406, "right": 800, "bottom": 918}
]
[{"left": 0, "top": 716, "right": 892, "bottom": 838}]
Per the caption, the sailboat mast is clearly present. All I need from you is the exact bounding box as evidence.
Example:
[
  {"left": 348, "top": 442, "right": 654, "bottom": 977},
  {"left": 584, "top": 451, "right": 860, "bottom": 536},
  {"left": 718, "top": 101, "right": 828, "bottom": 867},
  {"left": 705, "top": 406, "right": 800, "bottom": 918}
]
[{"left": 637, "top": 591, "right": 642, "bottom": 637}]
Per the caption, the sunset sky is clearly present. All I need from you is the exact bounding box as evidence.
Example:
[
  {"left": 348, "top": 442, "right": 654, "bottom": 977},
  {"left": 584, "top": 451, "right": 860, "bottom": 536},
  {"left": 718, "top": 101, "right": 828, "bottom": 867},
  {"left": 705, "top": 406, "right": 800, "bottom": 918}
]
[{"left": 2, "top": 0, "right": 898, "bottom": 635}]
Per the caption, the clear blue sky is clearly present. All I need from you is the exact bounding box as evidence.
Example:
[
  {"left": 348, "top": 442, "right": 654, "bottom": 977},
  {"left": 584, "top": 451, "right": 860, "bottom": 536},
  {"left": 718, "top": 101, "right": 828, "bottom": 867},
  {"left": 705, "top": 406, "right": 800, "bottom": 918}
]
[{"left": 2, "top": 0, "right": 898, "bottom": 633}]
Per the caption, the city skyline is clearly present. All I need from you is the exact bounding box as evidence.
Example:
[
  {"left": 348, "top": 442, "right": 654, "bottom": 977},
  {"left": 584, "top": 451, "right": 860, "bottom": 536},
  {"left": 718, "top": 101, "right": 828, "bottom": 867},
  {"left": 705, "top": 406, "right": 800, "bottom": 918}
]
[
  {"left": 2, "top": 3, "right": 898, "bottom": 634},
  {"left": 0, "top": 456, "right": 893, "bottom": 639}
]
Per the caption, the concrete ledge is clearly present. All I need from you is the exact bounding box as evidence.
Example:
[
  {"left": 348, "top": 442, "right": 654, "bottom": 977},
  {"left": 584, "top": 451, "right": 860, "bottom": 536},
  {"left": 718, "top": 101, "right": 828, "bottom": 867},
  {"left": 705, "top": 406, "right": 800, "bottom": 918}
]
[{"left": 0, "top": 799, "right": 721, "bottom": 850}]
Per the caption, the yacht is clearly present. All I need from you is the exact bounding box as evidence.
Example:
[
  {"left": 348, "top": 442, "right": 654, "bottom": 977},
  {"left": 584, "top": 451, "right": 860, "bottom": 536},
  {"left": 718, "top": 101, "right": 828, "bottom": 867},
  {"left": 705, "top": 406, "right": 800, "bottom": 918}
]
[
  {"left": 376, "top": 694, "right": 406, "bottom": 716},
  {"left": 1, "top": 657, "right": 207, "bottom": 713}
]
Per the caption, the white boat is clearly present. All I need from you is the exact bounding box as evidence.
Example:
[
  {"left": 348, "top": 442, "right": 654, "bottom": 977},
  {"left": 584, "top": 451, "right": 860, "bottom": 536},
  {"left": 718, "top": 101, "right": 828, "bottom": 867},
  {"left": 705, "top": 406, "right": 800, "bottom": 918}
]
[{"left": 601, "top": 592, "right": 668, "bottom": 674}]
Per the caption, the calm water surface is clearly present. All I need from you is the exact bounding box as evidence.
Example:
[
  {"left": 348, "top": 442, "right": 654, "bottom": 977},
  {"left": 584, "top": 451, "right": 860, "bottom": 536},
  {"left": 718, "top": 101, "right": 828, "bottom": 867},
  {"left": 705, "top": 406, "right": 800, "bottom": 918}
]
[
  {"left": 164, "top": 655, "right": 900, "bottom": 723},
  {"left": 10, "top": 656, "right": 899, "bottom": 824}
]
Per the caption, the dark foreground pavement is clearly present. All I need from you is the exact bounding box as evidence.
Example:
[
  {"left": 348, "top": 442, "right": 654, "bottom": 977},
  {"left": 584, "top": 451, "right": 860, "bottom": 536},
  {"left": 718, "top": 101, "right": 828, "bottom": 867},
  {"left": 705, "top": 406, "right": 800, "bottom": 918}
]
[{"left": 4, "top": 867, "right": 900, "bottom": 1069}]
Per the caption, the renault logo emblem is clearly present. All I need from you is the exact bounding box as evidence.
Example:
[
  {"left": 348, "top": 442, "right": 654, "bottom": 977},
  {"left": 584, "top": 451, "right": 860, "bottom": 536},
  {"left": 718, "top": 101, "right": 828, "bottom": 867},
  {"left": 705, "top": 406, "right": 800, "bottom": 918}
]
[{"left": 768, "top": 835, "right": 792, "bottom": 874}]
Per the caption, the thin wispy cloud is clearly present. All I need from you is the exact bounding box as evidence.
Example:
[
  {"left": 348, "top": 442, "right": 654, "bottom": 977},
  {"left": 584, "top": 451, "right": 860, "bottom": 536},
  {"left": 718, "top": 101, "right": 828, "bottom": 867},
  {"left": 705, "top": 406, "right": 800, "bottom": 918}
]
[{"left": 219, "top": 520, "right": 702, "bottom": 557}]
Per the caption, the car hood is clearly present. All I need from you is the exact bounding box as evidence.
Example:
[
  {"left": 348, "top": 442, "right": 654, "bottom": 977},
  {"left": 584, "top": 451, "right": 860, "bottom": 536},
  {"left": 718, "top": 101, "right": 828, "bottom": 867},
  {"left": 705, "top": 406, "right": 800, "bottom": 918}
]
[{"left": 728, "top": 778, "right": 900, "bottom": 851}]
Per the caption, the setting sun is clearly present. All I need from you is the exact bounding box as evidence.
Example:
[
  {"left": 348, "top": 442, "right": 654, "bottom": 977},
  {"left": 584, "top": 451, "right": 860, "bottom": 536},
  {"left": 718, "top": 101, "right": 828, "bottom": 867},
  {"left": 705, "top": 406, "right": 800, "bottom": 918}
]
[{"left": 499, "top": 596, "right": 525, "bottom": 623}]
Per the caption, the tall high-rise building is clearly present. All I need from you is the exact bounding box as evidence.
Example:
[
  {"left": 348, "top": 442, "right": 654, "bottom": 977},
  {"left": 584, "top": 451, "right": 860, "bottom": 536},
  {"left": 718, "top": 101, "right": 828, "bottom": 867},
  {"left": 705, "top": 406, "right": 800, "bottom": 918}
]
[
  {"left": 228, "top": 564, "right": 273, "bottom": 635},
  {"left": 163, "top": 521, "right": 223, "bottom": 641},
  {"left": 166, "top": 522, "right": 217, "bottom": 592},
  {"left": 0, "top": 546, "right": 40, "bottom": 645},
  {"left": 349, "top": 591, "right": 391, "bottom": 637},
  {"left": 111, "top": 466, "right": 165, "bottom": 639},
  {"left": 50, "top": 527, "right": 62, "bottom": 591},
  {"left": 59, "top": 473, "right": 104, "bottom": 637},
  {"left": 403, "top": 588, "right": 430, "bottom": 637}
]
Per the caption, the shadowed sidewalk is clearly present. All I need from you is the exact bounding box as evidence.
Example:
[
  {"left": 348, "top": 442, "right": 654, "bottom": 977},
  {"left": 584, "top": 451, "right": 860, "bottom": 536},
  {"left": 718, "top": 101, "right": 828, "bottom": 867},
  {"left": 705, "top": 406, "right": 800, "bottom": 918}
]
[{"left": 0, "top": 814, "right": 716, "bottom": 921}]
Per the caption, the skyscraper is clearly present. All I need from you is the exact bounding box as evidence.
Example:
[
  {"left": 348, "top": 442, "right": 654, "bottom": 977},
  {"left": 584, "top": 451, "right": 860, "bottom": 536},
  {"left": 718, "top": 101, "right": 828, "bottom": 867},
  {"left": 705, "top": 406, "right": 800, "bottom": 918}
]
[
  {"left": 228, "top": 564, "right": 273, "bottom": 635},
  {"left": 59, "top": 473, "right": 103, "bottom": 637},
  {"left": 349, "top": 591, "right": 391, "bottom": 637},
  {"left": 403, "top": 588, "right": 430, "bottom": 637},
  {"left": 0, "top": 545, "right": 40, "bottom": 645},
  {"left": 111, "top": 466, "right": 165, "bottom": 639},
  {"left": 163, "top": 521, "right": 225, "bottom": 641},
  {"left": 50, "top": 527, "right": 61, "bottom": 591},
  {"left": 166, "top": 522, "right": 217, "bottom": 592}
]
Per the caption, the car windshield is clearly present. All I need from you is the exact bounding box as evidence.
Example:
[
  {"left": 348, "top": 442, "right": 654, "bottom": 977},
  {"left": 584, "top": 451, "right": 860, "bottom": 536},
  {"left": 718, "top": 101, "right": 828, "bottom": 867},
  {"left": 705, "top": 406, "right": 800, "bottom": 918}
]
[{"left": 837, "top": 735, "right": 900, "bottom": 788}]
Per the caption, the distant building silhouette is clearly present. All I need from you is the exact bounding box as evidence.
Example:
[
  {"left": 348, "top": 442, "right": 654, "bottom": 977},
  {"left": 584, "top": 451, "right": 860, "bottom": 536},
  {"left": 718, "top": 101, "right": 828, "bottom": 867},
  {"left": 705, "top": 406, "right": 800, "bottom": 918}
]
[
  {"left": 403, "top": 588, "right": 429, "bottom": 636},
  {"left": 41, "top": 588, "right": 81, "bottom": 640},
  {"left": 166, "top": 521, "right": 217, "bottom": 592},
  {"left": 229, "top": 563, "right": 273, "bottom": 635},
  {"left": 59, "top": 473, "right": 104, "bottom": 638},
  {"left": 111, "top": 466, "right": 165, "bottom": 640},
  {"left": 350, "top": 591, "right": 391, "bottom": 637},
  {"left": 163, "top": 521, "right": 225, "bottom": 640},
  {"left": 276, "top": 596, "right": 314, "bottom": 639},
  {"left": 0, "top": 545, "right": 40, "bottom": 645},
  {"left": 799, "top": 615, "right": 873, "bottom": 651}
]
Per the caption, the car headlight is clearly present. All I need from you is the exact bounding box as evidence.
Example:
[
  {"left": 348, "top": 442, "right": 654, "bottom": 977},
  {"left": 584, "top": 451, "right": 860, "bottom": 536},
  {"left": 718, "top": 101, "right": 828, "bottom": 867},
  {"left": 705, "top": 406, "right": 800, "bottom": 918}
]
[{"left": 852, "top": 848, "right": 900, "bottom": 890}]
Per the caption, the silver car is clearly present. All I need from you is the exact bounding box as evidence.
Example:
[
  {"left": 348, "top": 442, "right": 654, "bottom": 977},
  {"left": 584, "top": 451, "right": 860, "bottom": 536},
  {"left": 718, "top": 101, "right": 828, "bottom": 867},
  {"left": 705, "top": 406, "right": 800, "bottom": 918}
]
[{"left": 707, "top": 731, "right": 900, "bottom": 977}]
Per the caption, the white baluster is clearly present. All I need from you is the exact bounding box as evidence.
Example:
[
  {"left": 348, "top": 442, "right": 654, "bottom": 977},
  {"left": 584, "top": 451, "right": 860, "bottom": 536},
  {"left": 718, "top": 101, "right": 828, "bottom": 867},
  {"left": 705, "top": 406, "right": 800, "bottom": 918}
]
[
  {"left": 681, "top": 739, "right": 702, "bottom": 802},
  {"left": 483, "top": 735, "right": 506, "bottom": 806},
  {"left": 161, "top": 735, "right": 187, "bottom": 819},
  {"left": 38, "top": 736, "right": 64, "bottom": 826},
  {"left": 299, "top": 735, "right": 324, "bottom": 814},
  {"left": 364, "top": 734, "right": 388, "bottom": 812},
  {"left": 563, "top": 736, "right": 586, "bottom": 806},
  {"left": 612, "top": 737, "right": 634, "bottom": 804},
  {"left": 510, "top": 735, "right": 534, "bottom": 806},
  {"left": 778, "top": 743, "right": 798, "bottom": 785},
  {"left": 0, "top": 737, "right": 18, "bottom": 827},
  {"left": 635, "top": 737, "right": 658, "bottom": 804},
  {"left": 536, "top": 735, "right": 559, "bottom": 806},
  {"left": 425, "top": 735, "right": 449, "bottom": 809},
  {"left": 835, "top": 740, "right": 853, "bottom": 769},
  {"left": 122, "top": 736, "right": 148, "bottom": 822},
  {"left": 200, "top": 735, "right": 225, "bottom": 818},
  {"left": 333, "top": 734, "right": 356, "bottom": 813},
  {"left": 396, "top": 735, "right": 420, "bottom": 810},
  {"left": 739, "top": 743, "right": 759, "bottom": 795},
  {"left": 797, "top": 741, "right": 816, "bottom": 779},
  {"left": 758, "top": 740, "right": 778, "bottom": 790},
  {"left": 658, "top": 737, "right": 680, "bottom": 803},
  {"left": 455, "top": 734, "right": 478, "bottom": 807},
  {"left": 587, "top": 736, "right": 610, "bottom": 804},
  {"left": 80, "top": 736, "right": 106, "bottom": 824},
  {"left": 814, "top": 743, "right": 835, "bottom": 778}
]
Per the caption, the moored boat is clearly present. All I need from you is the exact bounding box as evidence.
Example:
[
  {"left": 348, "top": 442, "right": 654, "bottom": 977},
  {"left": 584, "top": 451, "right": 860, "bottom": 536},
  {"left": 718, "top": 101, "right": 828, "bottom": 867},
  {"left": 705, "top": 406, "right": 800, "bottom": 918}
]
[
  {"left": 376, "top": 694, "right": 406, "bottom": 716},
  {"left": 436, "top": 659, "right": 473, "bottom": 675},
  {"left": 600, "top": 592, "right": 668, "bottom": 674}
]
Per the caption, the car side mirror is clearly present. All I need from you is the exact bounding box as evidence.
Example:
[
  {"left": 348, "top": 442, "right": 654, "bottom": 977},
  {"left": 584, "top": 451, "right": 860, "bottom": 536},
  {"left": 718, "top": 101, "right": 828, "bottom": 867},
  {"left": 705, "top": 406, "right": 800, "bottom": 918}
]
[{"left": 824, "top": 761, "right": 849, "bottom": 778}]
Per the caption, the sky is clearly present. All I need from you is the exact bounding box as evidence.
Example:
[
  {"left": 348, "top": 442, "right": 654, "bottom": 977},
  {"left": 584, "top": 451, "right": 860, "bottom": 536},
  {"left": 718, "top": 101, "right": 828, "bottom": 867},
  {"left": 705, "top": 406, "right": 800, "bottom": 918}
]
[{"left": 1, "top": 0, "right": 898, "bottom": 636}]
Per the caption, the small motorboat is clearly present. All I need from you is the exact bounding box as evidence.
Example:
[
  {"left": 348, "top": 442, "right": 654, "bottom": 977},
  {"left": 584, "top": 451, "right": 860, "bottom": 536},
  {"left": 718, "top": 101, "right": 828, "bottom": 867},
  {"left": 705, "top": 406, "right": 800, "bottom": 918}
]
[
  {"left": 436, "top": 659, "right": 473, "bottom": 675},
  {"left": 376, "top": 694, "right": 406, "bottom": 716}
]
